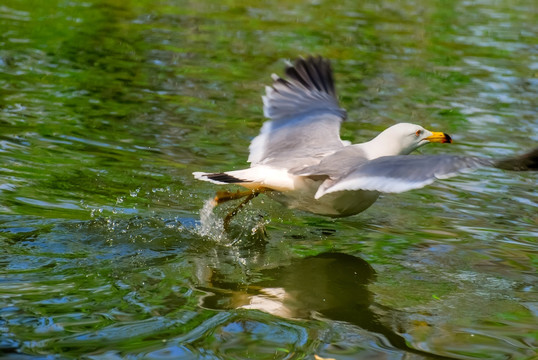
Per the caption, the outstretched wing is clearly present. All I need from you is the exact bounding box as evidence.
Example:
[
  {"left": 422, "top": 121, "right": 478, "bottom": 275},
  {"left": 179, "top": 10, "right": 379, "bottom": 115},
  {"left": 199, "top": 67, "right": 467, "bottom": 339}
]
[
  {"left": 315, "top": 155, "right": 493, "bottom": 199},
  {"left": 248, "top": 56, "right": 348, "bottom": 168}
]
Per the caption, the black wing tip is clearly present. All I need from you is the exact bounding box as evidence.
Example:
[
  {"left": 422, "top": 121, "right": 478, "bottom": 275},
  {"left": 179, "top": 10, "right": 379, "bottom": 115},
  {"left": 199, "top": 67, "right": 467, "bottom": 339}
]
[
  {"left": 494, "top": 147, "right": 538, "bottom": 171},
  {"left": 293, "top": 55, "right": 328, "bottom": 67},
  {"left": 205, "top": 173, "right": 252, "bottom": 184},
  {"left": 282, "top": 55, "right": 335, "bottom": 95}
]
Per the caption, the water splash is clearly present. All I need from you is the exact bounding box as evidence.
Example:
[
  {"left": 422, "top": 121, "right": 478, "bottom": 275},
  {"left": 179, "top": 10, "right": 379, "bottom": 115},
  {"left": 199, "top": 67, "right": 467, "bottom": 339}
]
[
  {"left": 195, "top": 197, "right": 269, "bottom": 245},
  {"left": 196, "top": 197, "right": 226, "bottom": 242}
]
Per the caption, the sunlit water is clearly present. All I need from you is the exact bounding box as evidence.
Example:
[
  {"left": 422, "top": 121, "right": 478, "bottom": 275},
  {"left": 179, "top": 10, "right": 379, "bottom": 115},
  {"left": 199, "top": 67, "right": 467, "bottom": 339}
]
[{"left": 1, "top": 0, "right": 536, "bottom": 359}]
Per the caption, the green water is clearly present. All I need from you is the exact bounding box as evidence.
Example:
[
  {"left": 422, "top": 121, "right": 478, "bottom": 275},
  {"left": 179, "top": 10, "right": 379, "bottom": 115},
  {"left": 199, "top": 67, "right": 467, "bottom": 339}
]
[{"left": 1, "top": 0, "right": 537, "bottom": 359}]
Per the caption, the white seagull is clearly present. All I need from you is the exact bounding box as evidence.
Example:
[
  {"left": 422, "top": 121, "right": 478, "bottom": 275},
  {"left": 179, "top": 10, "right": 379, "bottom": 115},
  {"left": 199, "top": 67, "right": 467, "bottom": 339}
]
[{"left": 194, "top": 56, "right": 537, "bottom": 223}]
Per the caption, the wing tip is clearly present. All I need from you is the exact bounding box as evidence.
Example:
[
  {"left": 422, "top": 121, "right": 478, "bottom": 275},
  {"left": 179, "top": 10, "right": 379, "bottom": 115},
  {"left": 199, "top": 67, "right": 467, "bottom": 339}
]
[
  {"left": 285, "top": 55, "right": 334, "bottom": 95},
  {"left": 494, "top": 147, "right": 538, "bottom": 171}
]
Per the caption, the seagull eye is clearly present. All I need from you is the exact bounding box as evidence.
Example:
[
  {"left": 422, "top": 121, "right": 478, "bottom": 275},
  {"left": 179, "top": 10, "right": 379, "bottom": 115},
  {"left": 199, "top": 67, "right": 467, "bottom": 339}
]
[{"left": 415, "top": 130, "right": 423, "bottom": 137}]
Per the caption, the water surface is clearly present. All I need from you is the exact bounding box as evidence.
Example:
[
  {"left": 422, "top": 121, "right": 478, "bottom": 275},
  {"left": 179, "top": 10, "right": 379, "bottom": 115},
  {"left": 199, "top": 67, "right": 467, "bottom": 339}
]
[{"left": 0, "top": 0, "right": 537, "bottom": 359}]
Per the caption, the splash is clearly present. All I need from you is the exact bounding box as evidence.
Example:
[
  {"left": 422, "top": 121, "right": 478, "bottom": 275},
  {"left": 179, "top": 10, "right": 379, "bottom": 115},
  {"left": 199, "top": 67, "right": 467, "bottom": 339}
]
[
  {"left": 197, "top": 197, "right": 226, "bottom": 242},
  {"left": 195, "top": 197, "right": 269, "bottom": 245}
]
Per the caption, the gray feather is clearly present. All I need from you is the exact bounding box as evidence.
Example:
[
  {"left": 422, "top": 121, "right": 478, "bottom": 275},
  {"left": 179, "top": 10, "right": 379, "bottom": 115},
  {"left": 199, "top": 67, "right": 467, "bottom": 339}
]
[
  {"left": 250, "top": 56, "right": 346, "bottom": 167},
  {"left": 317, "top": 155, "right": 494, "bottom": 197},
  {"left": 291, "top": 145, "right": 368, "bottom": 178}
]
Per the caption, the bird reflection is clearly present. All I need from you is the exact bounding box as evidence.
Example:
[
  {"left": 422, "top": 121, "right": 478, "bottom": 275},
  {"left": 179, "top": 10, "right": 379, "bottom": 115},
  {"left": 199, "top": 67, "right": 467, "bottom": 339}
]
[{"left": 199, "top": 252, "right": 452, "bottom": 359}]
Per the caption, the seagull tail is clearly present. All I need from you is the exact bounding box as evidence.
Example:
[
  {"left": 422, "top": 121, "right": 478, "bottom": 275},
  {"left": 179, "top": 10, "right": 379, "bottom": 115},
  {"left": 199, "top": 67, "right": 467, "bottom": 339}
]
[
  {"left": 193, "top": 171, "right": 253, "bottom": 185},
  {"left": 194, "top": 166, "right": 295, "bottom": 192},
  {"left": 494, "top": 147, "right": 538, "bottom": 171}
]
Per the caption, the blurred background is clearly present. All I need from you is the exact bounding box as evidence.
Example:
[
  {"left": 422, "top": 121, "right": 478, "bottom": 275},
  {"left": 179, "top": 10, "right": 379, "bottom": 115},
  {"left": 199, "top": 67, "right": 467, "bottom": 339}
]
[{"left": 0, "top": 0, "right": 536, "bottom": 358}]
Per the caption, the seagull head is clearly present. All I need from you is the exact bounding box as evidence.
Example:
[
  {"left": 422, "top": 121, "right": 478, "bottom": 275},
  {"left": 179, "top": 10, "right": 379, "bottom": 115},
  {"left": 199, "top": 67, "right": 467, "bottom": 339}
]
[
  {"left": 392, "top": 122, "right": 452, "bottom": 154},
  {"left": 365, "top": 123, "right": 452, "bottom": 158}
]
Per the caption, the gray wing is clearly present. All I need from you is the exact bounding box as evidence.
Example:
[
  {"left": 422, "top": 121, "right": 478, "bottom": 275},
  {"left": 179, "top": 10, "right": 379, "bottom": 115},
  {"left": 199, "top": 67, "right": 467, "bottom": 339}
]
[
  {"left": 291, "top": 145, "right": 369, "bottom": 179},
  {"left": 315, "top": 155, "right": 493, "bottom": 199},
  {"left": 248, "top": 56, "right": 347, "bottom": 168}
]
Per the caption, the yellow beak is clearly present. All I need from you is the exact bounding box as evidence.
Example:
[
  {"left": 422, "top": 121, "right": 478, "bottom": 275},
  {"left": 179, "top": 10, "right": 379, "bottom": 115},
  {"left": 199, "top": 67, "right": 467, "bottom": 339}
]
[{"left": 425, "top": 131, "right": 452, "bottom": 143}]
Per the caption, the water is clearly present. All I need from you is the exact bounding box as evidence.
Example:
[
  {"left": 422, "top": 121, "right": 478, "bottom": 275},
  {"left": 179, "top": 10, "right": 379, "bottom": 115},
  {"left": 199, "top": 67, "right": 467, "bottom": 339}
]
[{"left": 1, "top": 0, "right": 537, "bottom": 359}]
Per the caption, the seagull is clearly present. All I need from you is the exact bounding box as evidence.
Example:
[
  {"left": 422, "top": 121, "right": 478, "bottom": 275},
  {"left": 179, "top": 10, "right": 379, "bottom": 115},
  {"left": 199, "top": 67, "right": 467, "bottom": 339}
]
[{"left": 194, "top": 56, "right": 537, "bottom": 224}]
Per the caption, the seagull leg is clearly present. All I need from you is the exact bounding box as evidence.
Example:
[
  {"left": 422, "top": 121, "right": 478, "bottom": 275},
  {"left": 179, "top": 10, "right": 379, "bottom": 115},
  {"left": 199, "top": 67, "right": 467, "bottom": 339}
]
[
  {"left": 218, "top": 188, "right": 267, "bottom": 231},
  {"left": 214, "top": 189, "right": 255, "bottom": 204}
]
